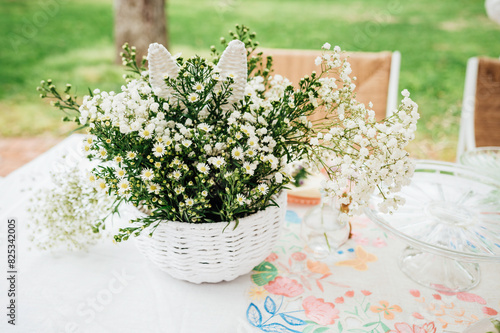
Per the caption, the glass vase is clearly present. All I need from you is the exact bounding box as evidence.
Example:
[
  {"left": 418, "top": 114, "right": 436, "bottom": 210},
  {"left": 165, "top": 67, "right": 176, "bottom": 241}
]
[{"left": 301, "top": 195, "right": 350, "bottom": 259}]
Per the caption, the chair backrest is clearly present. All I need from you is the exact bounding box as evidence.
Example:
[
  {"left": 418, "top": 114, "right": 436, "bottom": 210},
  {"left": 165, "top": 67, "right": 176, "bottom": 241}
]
[
  {"left": 457, "top": 56, "right": 500, "bottom": 160},
  {"left": 259, "top": 48, "right": 401, "bottom": 121}
]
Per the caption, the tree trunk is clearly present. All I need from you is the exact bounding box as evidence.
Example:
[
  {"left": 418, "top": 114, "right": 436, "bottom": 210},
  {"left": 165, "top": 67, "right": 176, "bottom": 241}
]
[{"left": 114, "top": 0, "right": 168, "bottom": 64}]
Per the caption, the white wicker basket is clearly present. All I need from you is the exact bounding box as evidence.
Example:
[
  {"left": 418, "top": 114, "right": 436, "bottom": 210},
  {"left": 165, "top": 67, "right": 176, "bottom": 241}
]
[{"left": 134, "top": 191, "right": 287, "bottom": 283}]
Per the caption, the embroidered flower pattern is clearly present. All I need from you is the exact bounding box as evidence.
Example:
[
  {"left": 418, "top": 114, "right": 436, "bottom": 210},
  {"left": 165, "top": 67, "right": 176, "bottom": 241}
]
[
  {"left": 264, "top": 276, "right": 304, "bottom": 297},
  {"left": 370, "top": 300, "right": 403, "bottom": 320},
  {"left": 248, "top": 286, "right": 268, "bottom": 301},
  {"left": 291, "top": 252, "right": 306, "bottom": 261},
  {"left": 302, "top": 296, "right": 339, "bottom": 326},
  {"left": 265, "top": 252, "right": 278, "bottom": 262},
  {"left": 388, "top": 322, "right": 437, "bottom": 333}
]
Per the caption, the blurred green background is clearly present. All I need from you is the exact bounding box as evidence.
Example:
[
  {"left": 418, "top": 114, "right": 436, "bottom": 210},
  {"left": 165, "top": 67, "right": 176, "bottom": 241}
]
[{"left": 1, "top": 0, "right": 499, "bottom": 160}]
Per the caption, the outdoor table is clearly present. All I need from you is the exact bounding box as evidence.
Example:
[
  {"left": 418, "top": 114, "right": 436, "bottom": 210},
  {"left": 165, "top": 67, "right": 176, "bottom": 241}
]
[{"left": 0, "top": 134, "right": 498, "bottom": 333}]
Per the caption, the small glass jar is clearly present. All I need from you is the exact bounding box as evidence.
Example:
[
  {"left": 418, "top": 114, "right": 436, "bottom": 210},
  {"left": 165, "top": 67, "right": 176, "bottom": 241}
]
[{"left": 301, "top": 195, "right": 350, "bottom": 259}]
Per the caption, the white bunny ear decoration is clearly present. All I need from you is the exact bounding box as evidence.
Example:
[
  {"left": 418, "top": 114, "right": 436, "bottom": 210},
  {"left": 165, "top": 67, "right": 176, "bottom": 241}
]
[
  {"left": 148, "top": 43, "right": 180, "bottom": 100},
  {"left": 216, "top": 40, "right": 247, "bottom": 112}
]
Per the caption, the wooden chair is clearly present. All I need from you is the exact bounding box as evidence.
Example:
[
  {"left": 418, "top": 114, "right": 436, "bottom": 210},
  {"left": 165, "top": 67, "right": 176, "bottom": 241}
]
[
  {"left": 259, "top": 48, "right": 401, "bottom": 121},
  {"left": 457, "top": 57, "right": 500, "bottom": 160}
]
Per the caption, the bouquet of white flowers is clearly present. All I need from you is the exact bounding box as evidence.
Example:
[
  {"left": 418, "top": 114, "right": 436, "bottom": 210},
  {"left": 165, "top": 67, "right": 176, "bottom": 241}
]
[
  {"left": 27, "top": 155, "right": 115, "bottom": 251},
  {"left": 38, "top": 25, "right": 419, "bottom": 243}
]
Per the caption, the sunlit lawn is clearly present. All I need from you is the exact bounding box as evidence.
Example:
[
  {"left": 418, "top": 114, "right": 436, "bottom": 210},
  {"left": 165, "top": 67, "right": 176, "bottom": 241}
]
[{"left": 1, "top": 0, "right": 499, "bottom": 160}]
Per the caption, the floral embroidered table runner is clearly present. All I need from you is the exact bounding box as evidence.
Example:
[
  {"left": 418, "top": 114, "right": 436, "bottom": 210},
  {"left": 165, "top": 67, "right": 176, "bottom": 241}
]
[{"left": 245, "top": 207, "right": 500, "bottom": 333}]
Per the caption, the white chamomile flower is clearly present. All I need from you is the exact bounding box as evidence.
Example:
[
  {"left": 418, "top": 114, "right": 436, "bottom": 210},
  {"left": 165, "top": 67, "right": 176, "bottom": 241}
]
[
  {"left": 193, "top": 83, "right": 204, "bottom": 92},
  {"left": 153, "top": 143, "right": 166, "bottom": 157},
  {"left": 257, "top": 183, "right": 269, "bottom": 195},
  {"left": 172, "top": 170, "right": 182, "bottom": 180},
  {"left": 147, "top": 183, "right": 160, "bottom": 194},
  {"left": 197, "top": 123, "right": 211, "bottom": 132},
  {"left": 88, "top": 173, "right": 96, "bottom": 183},
  {"left": 247, "top": 137, "right": 259, "bottom": 148},
  {"left": 126, "top": 151, "right": 137, "bottom": 159},
  {"left": 266, "top": 155, "right": 279, "bottom": 169},
  {"left": 240, "top": 126, "right": 252, "bottom": 136},
  {"left": 115, "top": 168, "right": 126, "bottom": 178},
  {"left": 141, "top": 168, "right": 154, "bottom": 181},
  {"left": 117, "top": 179, "right": 130, "bottom": 194},
  {"left": 209, "top": 156, "right": 225, "bottom": 168},
  {"left": 139, "top": 128, "right": 153, "bottom": 139},
  {"left": 188, "top": 93, "right": 199, "bottom": 103},
  {"left": 114, "top": 156, "right": 123, "bottom": 163},
  {"left": 236, "top": 194, "right": 246, "bottom": 205},
  {"left": 96, "top": 179, "right": 107, "bottom": 191},
  {"left": 243, "top": 162, "right": 256, "bottom": 175},
  {"left": 231, "top": 147, "right": 244, "bottom": 160},
  {"left": 201, "top": 190, "right": 208, "bottom": 197},
  {"left": 99, "top": 148, "right": 107, "bottom": 158},
  {"left": 246, "top": 149, "right": 256, "bottom": 157},
  {"left": 197, "top": 163, "right": 210, "bottom": 175},
  {"left": 185, "top": 198, "right": 194, "bottom": 207},
  {"left": 83, "top": 144, "right": 91, "bottom": 153},
  {"left": 174, "top": 186, "right": 184, "bottom": 195},
  {"left": 181, "top": 140, "right": 192, "bottom": 148}
]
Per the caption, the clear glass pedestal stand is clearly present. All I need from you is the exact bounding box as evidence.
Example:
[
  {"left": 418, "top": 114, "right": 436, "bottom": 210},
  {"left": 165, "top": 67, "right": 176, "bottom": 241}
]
[
  {"left": 398, "top": 246, "right": 481, "bottom": 292},
  {"left": 365, "top": 161, "right": 500, "bottom": 293}
]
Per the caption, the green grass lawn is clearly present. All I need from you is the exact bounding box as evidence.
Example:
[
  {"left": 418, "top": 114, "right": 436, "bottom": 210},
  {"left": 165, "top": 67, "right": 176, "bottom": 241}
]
[{"left": 1, "top": 0, "right": 499, "bottom": 160}]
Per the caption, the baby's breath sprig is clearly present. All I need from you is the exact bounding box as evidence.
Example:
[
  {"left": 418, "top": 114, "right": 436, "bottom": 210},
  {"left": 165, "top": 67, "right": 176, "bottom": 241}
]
[{"left": 27, "top": 156, "right": 115, "bottom": 251}]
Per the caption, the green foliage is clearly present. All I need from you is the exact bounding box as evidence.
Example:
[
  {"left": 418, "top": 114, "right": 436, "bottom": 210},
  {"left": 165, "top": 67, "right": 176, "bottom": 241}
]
[{"left": 42, "top": 28, "right": 378, "bottom": 241}]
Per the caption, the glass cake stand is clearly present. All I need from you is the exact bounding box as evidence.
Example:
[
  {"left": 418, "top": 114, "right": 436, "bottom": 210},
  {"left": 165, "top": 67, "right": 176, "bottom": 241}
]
[
  {"left": 366, "top": 160, "right": 500, "bottom": 292},
  {"left": 460, "top": 147, "right": 500, "bottom": 181}
]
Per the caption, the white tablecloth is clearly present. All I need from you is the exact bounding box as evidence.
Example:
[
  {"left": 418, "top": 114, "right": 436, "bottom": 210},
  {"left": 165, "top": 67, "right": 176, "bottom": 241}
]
[{"left": 0, "top": 135, "right": 499, "bottom": 333}]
